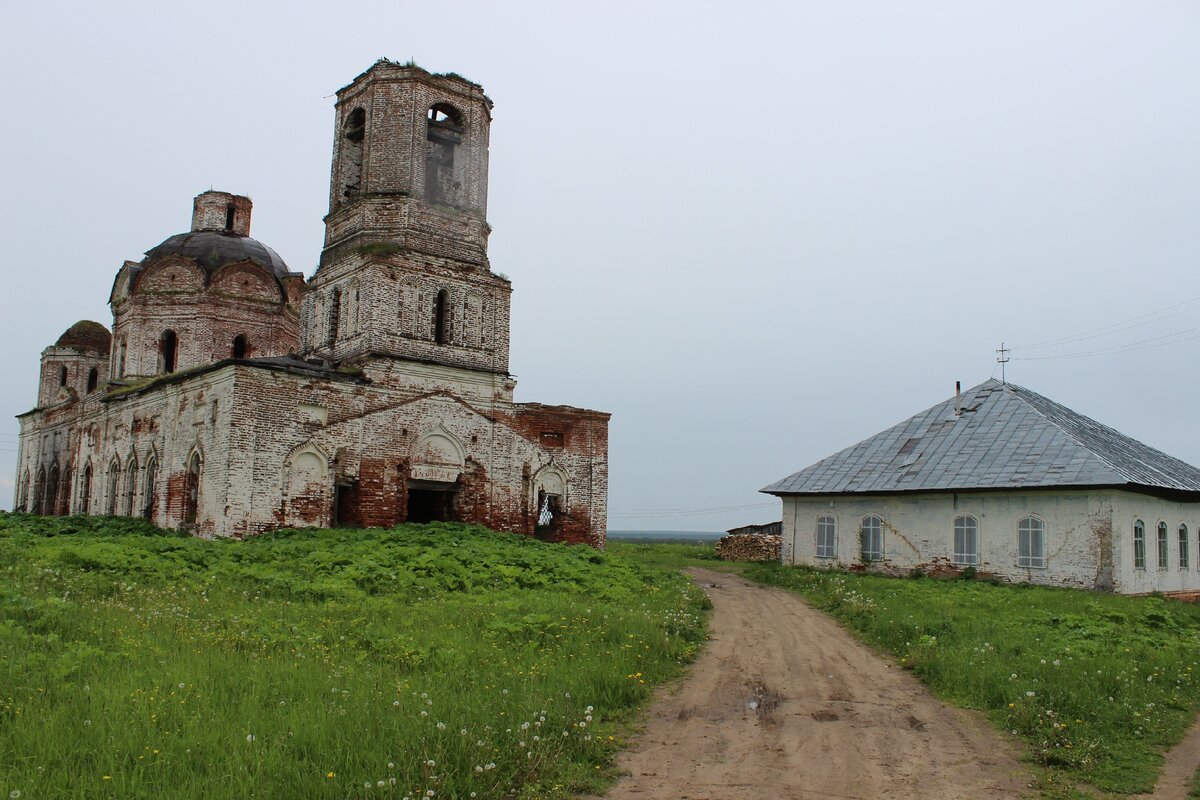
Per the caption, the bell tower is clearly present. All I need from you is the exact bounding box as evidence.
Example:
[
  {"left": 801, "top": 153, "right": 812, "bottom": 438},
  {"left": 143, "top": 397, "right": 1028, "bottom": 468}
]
[
  {"left": 320, "top": 59, "right": 493, "bottom": 268},
  {"left": 303, "top": 61, "right": 512, "bottom": 376}
]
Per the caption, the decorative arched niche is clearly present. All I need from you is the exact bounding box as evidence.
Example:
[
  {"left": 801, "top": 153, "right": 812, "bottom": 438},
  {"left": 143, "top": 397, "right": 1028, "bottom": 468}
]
[
  {"left": 282, "top": 442, "right": 332, "bottom": 528},
  {"left": 411, "top": 426, "right": 465, "bottom": 483}
]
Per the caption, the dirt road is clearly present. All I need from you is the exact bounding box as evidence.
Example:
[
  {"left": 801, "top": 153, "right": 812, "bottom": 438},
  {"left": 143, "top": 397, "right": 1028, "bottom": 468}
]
[{"left": 600, "top": 569, "right": 1031, "bottom": 800}]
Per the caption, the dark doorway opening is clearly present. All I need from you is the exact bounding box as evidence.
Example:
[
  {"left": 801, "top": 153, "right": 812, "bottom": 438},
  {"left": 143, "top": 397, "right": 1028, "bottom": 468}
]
[
  {"left": 406, "top": 482, "right": 456, "bottom": 523},
  {"left": 334, "top": 482, "right": 361, "bottom": 528}
]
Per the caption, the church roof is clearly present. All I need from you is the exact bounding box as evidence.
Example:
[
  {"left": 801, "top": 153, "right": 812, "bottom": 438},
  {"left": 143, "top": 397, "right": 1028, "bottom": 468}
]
[
  {"left": 143, "top": 230, "right": 294, "bottom": 279},
  {"left": 55, "top": 320, "right": 111, "bottom": 352},
  {"left": 762, "top": 379, "right": 1200, "bottom": 497}
]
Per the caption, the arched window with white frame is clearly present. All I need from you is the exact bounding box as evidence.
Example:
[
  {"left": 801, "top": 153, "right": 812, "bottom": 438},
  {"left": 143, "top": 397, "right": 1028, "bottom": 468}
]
[
  {"left": 953, "top": 515, "right": 979, "bottom": 565},
  {"left": 816, "top": 515, "right": 836, "bottom": 559},
  {"left": 860, "top": 515, "right": 883, "bottom": 562},
  {"left": 1018, "top": 516, "right": 1045, "bottom": 568}
]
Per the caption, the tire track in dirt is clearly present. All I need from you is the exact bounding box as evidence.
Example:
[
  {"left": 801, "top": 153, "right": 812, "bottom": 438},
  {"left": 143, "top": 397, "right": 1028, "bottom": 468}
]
[{"left": 597, "top": 568, "right": 1032, "bottom": 799}]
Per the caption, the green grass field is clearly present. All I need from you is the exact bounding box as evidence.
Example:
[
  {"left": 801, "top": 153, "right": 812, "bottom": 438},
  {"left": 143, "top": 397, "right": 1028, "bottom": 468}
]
[{"left": 0, "top": 514, "right": 707, "bottom": 800}]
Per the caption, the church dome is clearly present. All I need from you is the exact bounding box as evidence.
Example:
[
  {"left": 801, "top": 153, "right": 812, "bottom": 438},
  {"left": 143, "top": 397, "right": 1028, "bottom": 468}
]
[
  {"left": 55, "top": 320, "right": 111, "bottom": 352},
  {"left": 143, "top": 230, "right": 292, "bottom": 279}
]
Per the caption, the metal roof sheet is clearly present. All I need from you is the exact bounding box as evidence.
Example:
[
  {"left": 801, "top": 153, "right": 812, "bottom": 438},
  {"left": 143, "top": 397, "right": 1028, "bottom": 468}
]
[{"left": 762, "top": 379, "right": 1200, "bottom": 496}]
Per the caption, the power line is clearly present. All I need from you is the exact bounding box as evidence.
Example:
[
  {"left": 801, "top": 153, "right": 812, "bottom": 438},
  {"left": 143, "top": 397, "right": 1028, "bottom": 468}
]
[
  {"left": 1012, "top": 295, "right": 1200, "bottom": 352},
  {"left": 1012, "top": 328, "right": 1200, "bottom": 361}
]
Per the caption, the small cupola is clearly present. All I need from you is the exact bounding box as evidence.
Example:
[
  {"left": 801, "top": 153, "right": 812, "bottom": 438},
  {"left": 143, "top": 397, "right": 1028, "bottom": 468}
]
[{"left": 191, "top": 190, "right": 252, "bottom": 236}]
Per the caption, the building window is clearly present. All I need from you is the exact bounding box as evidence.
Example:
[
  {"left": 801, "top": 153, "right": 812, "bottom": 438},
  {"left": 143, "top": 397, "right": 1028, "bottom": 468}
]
[
  {"left": 860, "top": 515, "right": 883, "bottom": 562},
  {"left": 80, "top": 464, "right": 92, "bottom": 514},
  {"left": 425, "top": 103, "right": 463, "bottom": 206},
  {"left": 1158, "top": 522, "right": 1169, "bottom": 570},
  {"left": 143, "top": 456, "right": 158, "bottom": 521},
  {"left": 328, "top": 289, "right": 341, "bottom": 345},
  {"left": 1180, "top": 524, "right": 1189, "bottom": 570},
  {"left": 87, "top": 367, "right": 98, "bottom": 393},
  {"left": 232, "top": 335, "right": 247, "bottom": 359},
  {"left": 123, "top": 460, "right": 138, "bottom": 517},
  {"left": 160, "top": 330, "right": 178, "bottom": 374},
  {"left": 953, "top": 515, "right": 979, "bottom": 565},
  {"left": 1134, "top": 520, "right": 1146, "bottom": 570},
  {"left": 816, "top": 515, "right": 836, "bottom": 559},
  {"left": 58, "top": 366, "right": 68, "bottom": 386},
  {"left": 339, "top": 107, "right": 366, "bottom": 204},
  {"left": 184, "top": 452, "right": 201, "bottom": 526},
  {"left": 434, "top": 289, "right": 450, "bottom": 345},
  {"left": 106, "top": 460, "right": 121, "bottom": 515},
  {"left": 1017, "top": 516, "right": 1045, "bottom": 568}
]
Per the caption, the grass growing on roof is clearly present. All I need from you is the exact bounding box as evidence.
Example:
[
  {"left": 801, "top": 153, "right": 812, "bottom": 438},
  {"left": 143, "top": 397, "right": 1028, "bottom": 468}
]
[
  {"left": 0, "top": 513, "right": 707, "bottom": 800},
  {"left": 743, "top": 562, "right": 1200, "bottom": 795}
]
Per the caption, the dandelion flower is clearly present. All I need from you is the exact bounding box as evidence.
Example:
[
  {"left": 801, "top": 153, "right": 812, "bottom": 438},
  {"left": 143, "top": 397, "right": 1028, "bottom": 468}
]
[
  {"left": 426, "top": 759, "right": 436, "bottom": 767},
  {"left": 388, "top": 762, "right": 394, "bottom": 769},
  {"left": 365, "top": 782, "right": 373, "bottom": 789},
  {"left": 11, "top": 791, "right": 22, "bottom": 799},
  {"left": 246, "top": 734, "right": 256, "bottom": 742},
  {"left": 378, "top": 781, "right": 386, "bottom": 787}
]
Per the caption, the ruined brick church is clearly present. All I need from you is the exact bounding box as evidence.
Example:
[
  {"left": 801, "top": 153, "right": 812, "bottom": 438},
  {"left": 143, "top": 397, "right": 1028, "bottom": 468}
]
[{"left": 13, "top": 61, "right": 610, "bottom": 546}]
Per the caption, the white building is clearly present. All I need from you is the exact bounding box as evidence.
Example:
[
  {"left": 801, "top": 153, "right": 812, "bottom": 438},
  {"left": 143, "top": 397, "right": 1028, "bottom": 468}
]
[{"left": 763, "top": 379, "right": 1200, "bottom": 595}]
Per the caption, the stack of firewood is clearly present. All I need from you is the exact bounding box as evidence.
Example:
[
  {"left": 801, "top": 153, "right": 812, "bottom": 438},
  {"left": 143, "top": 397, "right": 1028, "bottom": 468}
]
[{"left": 714, "top": 533, "right": 782, "bottom": 562}]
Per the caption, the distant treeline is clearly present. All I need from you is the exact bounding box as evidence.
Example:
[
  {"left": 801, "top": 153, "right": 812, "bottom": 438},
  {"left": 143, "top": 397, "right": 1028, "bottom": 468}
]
[{"left": 607, "top": 530, "right": 723, "bottom": 543}]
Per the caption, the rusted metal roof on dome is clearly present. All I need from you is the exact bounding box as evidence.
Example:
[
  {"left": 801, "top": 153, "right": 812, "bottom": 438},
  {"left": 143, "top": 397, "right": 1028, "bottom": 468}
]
[
  {"left": 143, "top": 231, "right": 295, "bottom": 279},
  {"left": 763, "top": 379, "right": 1200, "bottom": 498},
  {"left": 55, "top": 320, "right": 111, "bottom": 352}
]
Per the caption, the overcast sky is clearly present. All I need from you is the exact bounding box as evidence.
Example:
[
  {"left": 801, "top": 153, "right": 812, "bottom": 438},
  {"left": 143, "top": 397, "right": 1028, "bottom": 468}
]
[{"left": 2, "top": 1, "right": 1199, "bottom": 531}]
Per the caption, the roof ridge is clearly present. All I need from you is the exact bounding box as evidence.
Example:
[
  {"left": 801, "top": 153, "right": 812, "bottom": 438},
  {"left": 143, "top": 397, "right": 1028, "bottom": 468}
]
[{"left": 998, "top": 382, "right": 1128, "bottom": 481}]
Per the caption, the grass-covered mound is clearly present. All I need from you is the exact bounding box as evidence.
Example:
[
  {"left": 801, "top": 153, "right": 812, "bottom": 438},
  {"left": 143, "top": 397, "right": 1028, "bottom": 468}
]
[
  {"left": 746, "top": 562, "right": 1200, "bottom": 795},
  {"left": 0, "top": 514, "right": 707, "bottom": 800}
]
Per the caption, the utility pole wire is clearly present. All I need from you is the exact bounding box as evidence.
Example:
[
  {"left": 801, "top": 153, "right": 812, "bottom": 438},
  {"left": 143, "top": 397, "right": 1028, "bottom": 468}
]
[{"left": 1011, "top": 295, "right": 1200, "bottom": 351}]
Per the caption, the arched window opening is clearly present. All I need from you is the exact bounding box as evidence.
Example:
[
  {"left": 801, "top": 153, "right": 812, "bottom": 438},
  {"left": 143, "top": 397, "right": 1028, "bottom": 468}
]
[
  {"left": 80, "top": 464, "right": 93, "bottom": 515},
  {"left": 184, "top": 453, "right": 201, "bottom": 526},
  {"left": 224, "top": 204, "right": 236, "bottom": 231},
  {"left": 434, "top": 289, "right": 450, "bottom": 345},
  {"left": 124, "top": 460, "right": 138, "bottom": 517},
  {"left": 17, "top": 470, "right": 29, "bottom": 513},
  {"left": 58, "top": 467, "right": 71, "bottom": 516},
  {"left": 328, "top": 289, "right": 341, "bottom": 345},
  {"left": 33, "top": 468, "right": 46, "bottom": 516},
  {"left": 58, "top": 366, "right": 68, "bottom": 387},
  {"left": 1134, "top": 520, "right": 1146, "bottom": 570},
  {"left": 1158, "top": 521, "right": 1169, "bottom": 570},
  {"left": 340, "top": 107, "right": 366, "bottom": 204},
  {"left": 815, "top": 516, "right": 836, "bottom": 559},
  {"left": 232, "top": 335, "right": 248, "bottom": 359},
  {"left": 953, "top": 515, "right": 979, "bottom": 565},
  {"left": 1180, "top": 524, "right": 1190, "bottom": 570},
  {"left": 1018, "top": 517, "right": 1045, "bottom": 568},
  {"left": 860, "top": 515, "right": 883, "bottom": 562},
  {"left": 87, "top": 367, "right": 98, "bottom": 393},
  {"left": 425, "top": 103, "right": 463, "bottom": 206},
  {"left": 160, "top": 330, "right": 178, "bottom": 374},
  {"left": 106, "top": 461, "right": 120, "bottom": 515},
  {"left": 143, "top": 457, "right": 158, "bottom": 521},
  {"left": 46, "top": 465, "right": 60, "bottom": 517},
  {"left": 116, "top": 338, "right": 127, "bottom": 378}
]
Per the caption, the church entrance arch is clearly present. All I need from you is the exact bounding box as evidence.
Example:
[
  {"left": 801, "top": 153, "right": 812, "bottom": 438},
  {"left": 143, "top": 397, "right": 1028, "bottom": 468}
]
[{"left": 406, "top": 428, "right": 465, "bottom": 524}]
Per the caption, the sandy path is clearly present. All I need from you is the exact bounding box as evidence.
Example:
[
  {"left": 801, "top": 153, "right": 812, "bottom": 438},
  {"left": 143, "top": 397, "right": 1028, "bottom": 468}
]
[
  {"left": 1133, "top": 715, "right": 1200, "bottom": 800},
  {"left": 598, "top": 568, "right": 1031, "bottom": 800}
]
